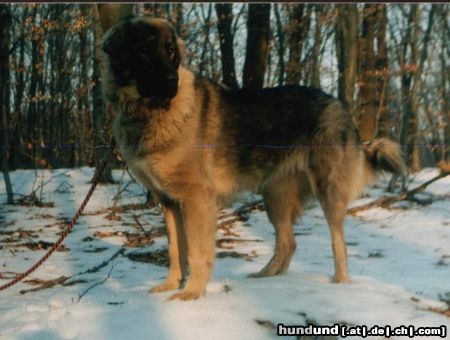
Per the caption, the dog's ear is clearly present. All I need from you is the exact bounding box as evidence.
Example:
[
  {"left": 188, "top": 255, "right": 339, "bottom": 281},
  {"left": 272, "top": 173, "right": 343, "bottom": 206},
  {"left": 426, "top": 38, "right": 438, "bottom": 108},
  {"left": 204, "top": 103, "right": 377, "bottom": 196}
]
[{"left": 102, "top": 21, "right": 132, "bottom": 56}]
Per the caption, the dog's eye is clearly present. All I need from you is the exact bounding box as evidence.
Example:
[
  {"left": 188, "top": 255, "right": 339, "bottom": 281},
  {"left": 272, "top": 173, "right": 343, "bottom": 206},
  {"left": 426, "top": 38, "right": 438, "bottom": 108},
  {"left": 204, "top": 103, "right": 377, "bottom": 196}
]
[{"left": 167, "top": 44, "right": 175, "bottom": 59}]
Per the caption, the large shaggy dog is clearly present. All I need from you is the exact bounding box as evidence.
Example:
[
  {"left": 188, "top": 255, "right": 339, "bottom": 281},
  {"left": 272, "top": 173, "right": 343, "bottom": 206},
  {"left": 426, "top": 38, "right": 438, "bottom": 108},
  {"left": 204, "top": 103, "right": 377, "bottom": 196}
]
[{"left": 101, "top": 16, "right": 406, "bottom": 300}]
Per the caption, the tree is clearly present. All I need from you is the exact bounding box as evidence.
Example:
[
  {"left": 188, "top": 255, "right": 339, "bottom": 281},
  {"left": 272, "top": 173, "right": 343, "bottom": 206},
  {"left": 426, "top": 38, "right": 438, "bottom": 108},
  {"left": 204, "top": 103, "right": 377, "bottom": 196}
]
[
  {"left": 9, "top": 6, "right": 27, "bottom": 169},
  {"left": 285, "top": 4, "right": 310, "bottom": 85},
  {"left": 197, "top": 4, "right": 213, "bottom": 77},
  {"left": 0, "top": 4, "right": 14, "bottom": 204},
  {"left": 335, "top": 5, "right": 358, "bottom": 115},
  {"left": 0, "top": 3, "right": 447, "bottom": 181},
  {"left": 76, "top": 5, "right": 91, "bottom": 166},
  {"left": 215, "top": 4, "right": 238, "bottom": 89},
  {"left": 438, "top": 6, "right": 449, "bottom": 161},
  {"left": 374, "top": 5, "right": 390, "bottom": 138},
  {"left": 358, "top": 5, "right": 390, "bottom": 141},
  {"left": 273, "top": 4, "right": 286, "bottom": 86},
  {"left": 309, "top": 5, "right": 325, "bottom": 88},
  {"left": 398, "top": 5, "right": 435, "bottom": 173},
  {"left": 243, "top": 4, "right": 271, "bottom": 89}
]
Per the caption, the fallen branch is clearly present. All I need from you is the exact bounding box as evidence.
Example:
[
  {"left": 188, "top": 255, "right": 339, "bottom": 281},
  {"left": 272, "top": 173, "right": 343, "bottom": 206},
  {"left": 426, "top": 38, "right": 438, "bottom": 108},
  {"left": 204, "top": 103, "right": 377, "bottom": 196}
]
[
  {"left": 348, "top": 170, "right": 449, "bottom": 215},
  {"left": 83, "top": 202, "right": 159, "bottom": 216},
  {"left": 218, "top": 200, "right": 264, "bottom": 233},
  {"left": 79, "top": 248, "right": 125, "bottom": 275},
  {"left": 77, "top": 262, "right": 118, "bottom": 302},
  {"left": 20, "top": 276, "right": 69, "bottom": 295},
  {"left": 17, "top": 248, "right": 125, "bottom": 294}
]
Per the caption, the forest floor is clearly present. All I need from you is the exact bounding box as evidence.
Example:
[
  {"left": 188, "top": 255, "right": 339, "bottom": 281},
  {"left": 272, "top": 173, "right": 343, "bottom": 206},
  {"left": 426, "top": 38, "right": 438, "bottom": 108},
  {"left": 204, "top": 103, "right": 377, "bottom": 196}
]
[{"left": 0, "top": 167, "right": 449, "bottom": 340}]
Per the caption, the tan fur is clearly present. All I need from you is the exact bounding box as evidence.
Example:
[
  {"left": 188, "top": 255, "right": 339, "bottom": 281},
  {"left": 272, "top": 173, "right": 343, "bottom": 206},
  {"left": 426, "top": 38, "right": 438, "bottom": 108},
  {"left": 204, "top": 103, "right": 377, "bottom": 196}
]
[
  {"left": 110, "top": 67, "right": 229, "bottom": 300},
  {"left": 103, "top": 18, "right": 406, "bottom": 300}
]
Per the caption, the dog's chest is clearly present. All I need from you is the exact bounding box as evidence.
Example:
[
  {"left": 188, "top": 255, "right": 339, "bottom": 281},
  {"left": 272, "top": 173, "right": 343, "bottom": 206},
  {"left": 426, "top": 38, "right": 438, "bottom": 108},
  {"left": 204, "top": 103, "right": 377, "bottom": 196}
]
[
  {"left": 129, "top": 157, "right": 167, "bottom": 193},
  {"left": 113, "top": 112, "right": 167, "bottom": 193}
]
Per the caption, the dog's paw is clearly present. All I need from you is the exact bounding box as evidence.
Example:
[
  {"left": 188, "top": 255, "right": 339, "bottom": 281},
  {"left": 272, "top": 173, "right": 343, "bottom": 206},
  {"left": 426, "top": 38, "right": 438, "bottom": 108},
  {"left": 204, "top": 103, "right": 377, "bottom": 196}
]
[
  {"left": 332, "top": 275, "right": 349, "bottom": 284},
  {"left": 166, "top": 290, "right": 202, "bottom": 301},
  {"left": 248, "top": 265, "right": 283, "bottom": 278},
  {"left": 247, "top": 271, "right": 268, "bottom": 278},
  {"left": 149, "top": 281, "right": 179, "bottom": 293}
]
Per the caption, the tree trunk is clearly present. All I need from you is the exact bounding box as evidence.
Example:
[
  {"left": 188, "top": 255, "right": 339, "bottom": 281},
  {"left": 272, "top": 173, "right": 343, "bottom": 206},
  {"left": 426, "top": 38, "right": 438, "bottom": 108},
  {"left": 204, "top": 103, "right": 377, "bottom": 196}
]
[
  {"left": 388, "top": 5, "right": 435, "bottom": 190},
  {"left": 215, "top": 4, "right": 239, "bottom": 89},
  {"left": 10, "top": 12, "right": 26, "bottom": 169},
  {"left": 243, "top": 4, "right": 271, "bottom": 89},
  {"left": 273, "top": 4, "right": 286, "bottom": 86},
  {"left": 358, "top": 5, "right": 382, "bottom": 141},
  {"left": 97, "top": 4, "right": 133, "bottom": 33},
  {"left": 398, "top": 7, "right": 419, "bottom": 175},
  {"left": 374, "top": 5, "right": 390, "bottom": 138},
  {"left": 174, "top": 4, "right": 184, "bottom": 36},
  {"left": 77, "top": 5, "right": 90, "bottom": 166},
  {"left": 26, "top": 7, "right": 39, "bottom": 168},
  {"left": 399, "top": 5, "right": 435, "bottom": 173},
  {"left": 439, "top": 6, "right": 449, "bottom": 161},
  {"left": 335, "top": 5, "right": 359, "bottom": 115},
  {"left": 358, "top": 4, "right": 390, "bottom": 141},
  {"left": 0, "top": 4, "right": 14, "bottom": 204},
  {"left": 285, "top": 4, "right": 310, "bottom": 85},
  {"left": 310, "top": 5, "right": 324, "bottom": 88},
  {"left": 198, "top": 4, "right": 212, "bottom": 77}
]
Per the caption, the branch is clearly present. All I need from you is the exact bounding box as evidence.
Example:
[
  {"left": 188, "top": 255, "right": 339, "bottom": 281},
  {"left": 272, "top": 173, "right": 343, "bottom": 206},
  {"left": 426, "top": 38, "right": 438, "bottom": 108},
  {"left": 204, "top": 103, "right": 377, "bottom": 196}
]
[
  {"left": 218, "top": 200, "right": 264, "bottom": 231},
  {"left": 18, "top": 248, "right": 125, "bottom": 295},
  {"left": 76, "top": 248, "right": 125, "bottom": 275},
  {"left": 348, "top": 170, "right": 449, "bottom": 215},
  {"left": 77, "top": 262, "right": 118, "bottom": 302}
]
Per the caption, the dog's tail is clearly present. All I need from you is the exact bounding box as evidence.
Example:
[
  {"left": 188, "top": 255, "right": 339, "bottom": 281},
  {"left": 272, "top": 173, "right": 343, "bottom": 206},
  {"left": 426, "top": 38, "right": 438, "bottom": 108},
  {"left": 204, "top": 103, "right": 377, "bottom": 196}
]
[{"left": 363, "top": 138, "right": 406, "bottom": 178}]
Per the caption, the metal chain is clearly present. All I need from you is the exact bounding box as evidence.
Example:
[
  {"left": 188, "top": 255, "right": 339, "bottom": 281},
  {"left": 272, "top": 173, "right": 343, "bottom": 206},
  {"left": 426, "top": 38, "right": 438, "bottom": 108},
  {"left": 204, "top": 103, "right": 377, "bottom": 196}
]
[{"left": 0, "top": 139, "right": 116, "bottom": 292}]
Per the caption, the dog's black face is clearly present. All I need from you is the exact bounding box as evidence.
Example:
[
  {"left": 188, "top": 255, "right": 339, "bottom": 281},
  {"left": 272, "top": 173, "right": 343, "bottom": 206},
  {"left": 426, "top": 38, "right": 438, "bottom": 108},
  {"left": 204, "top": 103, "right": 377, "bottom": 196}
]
[{"left": 102, "top": 17, "right": 182, "bottom": 100}]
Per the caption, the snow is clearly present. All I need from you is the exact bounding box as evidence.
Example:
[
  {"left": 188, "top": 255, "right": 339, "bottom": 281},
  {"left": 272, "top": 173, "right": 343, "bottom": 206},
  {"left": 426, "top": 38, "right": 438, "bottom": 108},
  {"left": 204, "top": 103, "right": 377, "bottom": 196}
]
[{"left": 0, "top": 168, "right": 449, "bottom": 340}]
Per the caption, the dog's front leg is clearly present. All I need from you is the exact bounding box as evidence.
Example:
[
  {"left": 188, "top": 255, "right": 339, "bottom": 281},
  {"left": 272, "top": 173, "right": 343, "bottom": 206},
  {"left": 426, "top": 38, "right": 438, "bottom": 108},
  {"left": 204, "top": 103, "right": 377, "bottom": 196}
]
[
  {"left": 150, "top": 201, "right": 186, "bottom": 293},
  {"left": 168, "top": 190, "right": 217, "bottom": 301}
]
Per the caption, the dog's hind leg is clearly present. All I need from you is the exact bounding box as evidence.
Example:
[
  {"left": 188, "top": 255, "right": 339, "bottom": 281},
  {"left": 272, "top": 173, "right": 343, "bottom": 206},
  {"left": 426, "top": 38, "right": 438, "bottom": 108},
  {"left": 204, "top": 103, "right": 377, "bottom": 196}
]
[
  {"left": 250, "top": 176, "right": 303, "bottom": 278},
  {"left": 150, "top": 201, "right": 187, "bottom": 293},
  {"left": 315, "top": 171, "right": 350, "bottom": 284}
]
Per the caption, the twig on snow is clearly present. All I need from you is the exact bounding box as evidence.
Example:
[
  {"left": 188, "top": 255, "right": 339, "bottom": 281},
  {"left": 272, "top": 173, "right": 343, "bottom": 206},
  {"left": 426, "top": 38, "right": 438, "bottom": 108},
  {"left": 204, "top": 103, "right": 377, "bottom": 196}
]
[
  {"left": 78, "top": 248, "right": 125, "bottom": 275},
  {"left": 77, "top": 262, "right": 118, "bottom": 302}
]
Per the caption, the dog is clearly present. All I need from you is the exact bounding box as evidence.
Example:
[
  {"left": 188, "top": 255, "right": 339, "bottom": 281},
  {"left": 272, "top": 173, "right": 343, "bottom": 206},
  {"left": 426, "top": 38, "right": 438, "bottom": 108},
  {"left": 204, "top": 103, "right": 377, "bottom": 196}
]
[{"left": 101, "top": 16, "right": 406, "bottom": 300}]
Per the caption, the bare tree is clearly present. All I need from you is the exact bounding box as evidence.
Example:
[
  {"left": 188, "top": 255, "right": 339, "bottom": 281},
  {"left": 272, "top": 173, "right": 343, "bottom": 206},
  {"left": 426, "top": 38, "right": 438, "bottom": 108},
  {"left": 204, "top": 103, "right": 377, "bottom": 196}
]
[
  {"left": 335, "top": 5, "right": 359, "bottom": 115},
  {"left": 399, "top": 5, "right": 436, "bottom": 172},
  {"left": 285, "top": 4, "right": 311, "bottom": 85},
  {"left": 1, "top": 3, "right": 447, "bottom": 185},
  {"left": 215, "top": 4, "right": 238, "bottom": 88},
  {"left": 243, "top": 4, "right": 271, "bottom": 89},
  {"left": 309, "top": 5, "right": 325, "bottom": 88},
  {"left": 198, "top": 4, "right": 213, "bottom": 77},
  {"left": 9, "top": 6, "right": 27, "bottom": 169},
  {"left": 75, "top": 5, "right": 91, "bottom": 166},
  {"left": 0, "top": 4, "right": 14, "bottom": 204},
  {"left": 273, "top": 4, "right": 286, "bottom": 86},
  {"left": 374, "top": 5, "right": 390, "bottom": 138},
  {"left": 358, "top": 5, "right": 390, "bottom": 141}
]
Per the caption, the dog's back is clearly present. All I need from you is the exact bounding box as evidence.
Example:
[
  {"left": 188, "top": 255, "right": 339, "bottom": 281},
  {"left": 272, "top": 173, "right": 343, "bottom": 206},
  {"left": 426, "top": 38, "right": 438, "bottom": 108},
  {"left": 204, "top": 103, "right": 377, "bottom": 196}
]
[{"left": 200, "top": 79, "right": 406, "bottom": 281}]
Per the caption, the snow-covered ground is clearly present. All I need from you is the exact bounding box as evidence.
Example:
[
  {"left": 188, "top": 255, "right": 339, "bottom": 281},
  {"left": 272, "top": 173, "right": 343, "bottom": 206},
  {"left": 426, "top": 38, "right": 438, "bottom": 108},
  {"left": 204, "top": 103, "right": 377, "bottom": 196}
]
[{"left": 0, "top": 168, "right": 449, "bottom": 340}]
